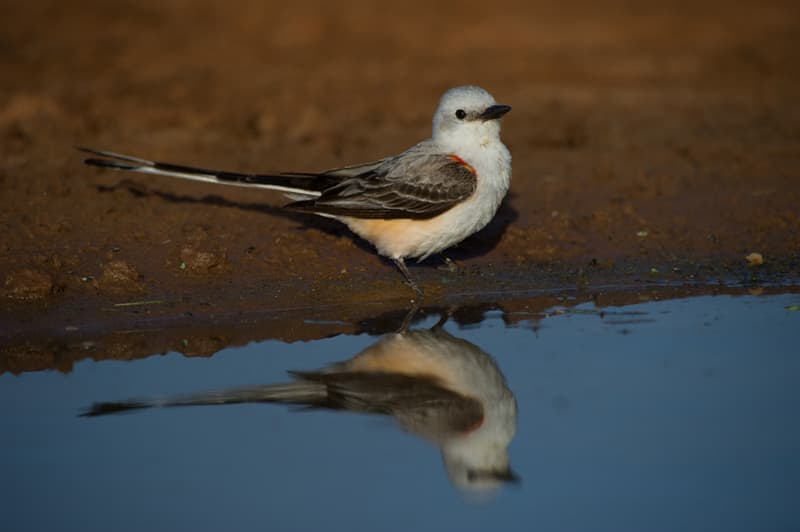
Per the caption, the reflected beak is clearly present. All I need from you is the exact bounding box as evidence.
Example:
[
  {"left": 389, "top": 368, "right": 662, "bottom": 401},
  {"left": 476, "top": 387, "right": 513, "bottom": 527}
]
[
  {"left": 493, "top": 467, "right": 521, "bottom": 484},
  {"left": 470, "top": 467, "right": 522, "bottom": 484},
  {"left": 478, "top": 104, "right": 512, "bottom": 121}
]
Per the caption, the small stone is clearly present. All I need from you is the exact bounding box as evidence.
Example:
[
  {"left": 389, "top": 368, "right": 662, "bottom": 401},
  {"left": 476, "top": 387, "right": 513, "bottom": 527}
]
[
  {"left": 101, "top": 260, "right": 139, "bottom": 283},
  {"left": 180, "top": 245, "right": 227, "bottom": 273},
  {"left": 745, "top": 252, "right": 764, "bottom": 266},
  {"left": 99, "top": 260, "right": 142, "bottom": 293}
]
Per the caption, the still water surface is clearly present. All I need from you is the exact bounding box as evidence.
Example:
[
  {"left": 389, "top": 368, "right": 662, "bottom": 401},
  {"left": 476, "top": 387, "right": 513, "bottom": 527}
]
[{"left": 2, "top": 293, "right": 799, "bottom": 531}]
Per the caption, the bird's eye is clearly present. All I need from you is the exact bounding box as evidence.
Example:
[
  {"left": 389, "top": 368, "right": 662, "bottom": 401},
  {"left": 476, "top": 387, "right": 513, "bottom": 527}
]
[{"left": 455, "top": 109, "right": 466, "bottom": 120}]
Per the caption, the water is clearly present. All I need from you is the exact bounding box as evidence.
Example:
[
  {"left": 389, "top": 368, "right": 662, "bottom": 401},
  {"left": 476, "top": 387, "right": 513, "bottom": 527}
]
[{"left": 1, "top": 293, "right": 799, "bottom": 531}]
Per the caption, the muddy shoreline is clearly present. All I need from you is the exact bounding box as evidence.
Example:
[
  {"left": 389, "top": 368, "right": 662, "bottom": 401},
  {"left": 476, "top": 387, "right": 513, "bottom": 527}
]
[
  {"left": 3, "top": 281, "right": 798, "bottom": 375},
  {"left": 2, "top": 1, "right": 799, "bottom": 371}
]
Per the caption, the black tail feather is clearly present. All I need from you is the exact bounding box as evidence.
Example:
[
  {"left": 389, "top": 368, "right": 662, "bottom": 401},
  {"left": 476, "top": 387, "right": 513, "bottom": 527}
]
[
  {"left": 80, "top": 401, "right": 153, "bottom": 417},
  {"left": 76, "top": 146, "right": 155, "bottom": 166},
  {"left": 77, "top": 146, "right": 340, "bottom": 192},
  {"left": 84, "top": 158, "right": 140, "bottom": 171}
]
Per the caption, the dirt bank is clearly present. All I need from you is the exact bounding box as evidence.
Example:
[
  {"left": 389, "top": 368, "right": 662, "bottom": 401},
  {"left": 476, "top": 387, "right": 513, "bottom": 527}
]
[{"left": 1, "top": 0, "right": 799, "bottom": 364}]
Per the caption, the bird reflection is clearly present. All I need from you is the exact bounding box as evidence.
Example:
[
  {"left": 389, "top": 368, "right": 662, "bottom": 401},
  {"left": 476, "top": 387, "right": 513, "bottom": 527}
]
[{"left": 83, "top": 311, "right": 519, "bottom": 491}]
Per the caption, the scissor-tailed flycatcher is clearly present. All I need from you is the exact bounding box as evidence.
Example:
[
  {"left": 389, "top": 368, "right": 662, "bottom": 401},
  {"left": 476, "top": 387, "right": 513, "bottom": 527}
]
[
  {"left": 80, "top": 85, "right": 512, "bottom": 296},
  {"left": 82, "top": 313, "right": 519, "bottom": 491}
]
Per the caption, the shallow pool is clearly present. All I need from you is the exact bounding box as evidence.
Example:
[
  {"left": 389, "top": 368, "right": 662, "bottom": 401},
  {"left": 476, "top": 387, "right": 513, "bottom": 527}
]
[{"left": 2, "top": 293, "right": 799, "bottom": 531}]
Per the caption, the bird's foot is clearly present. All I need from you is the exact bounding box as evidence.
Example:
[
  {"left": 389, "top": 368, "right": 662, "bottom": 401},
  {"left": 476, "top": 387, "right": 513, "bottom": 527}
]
[{"left": 393, "top": 258, "right": 425, "bottom": 300}]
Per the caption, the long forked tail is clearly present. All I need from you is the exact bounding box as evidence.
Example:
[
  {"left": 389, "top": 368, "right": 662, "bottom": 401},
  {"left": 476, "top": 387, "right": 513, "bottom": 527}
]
[
  {"left": 80, "top": 382, "right": 328, "bottom": 417},
  {"left": 77, "top": 147, "right": 339, "bottom": 197}
]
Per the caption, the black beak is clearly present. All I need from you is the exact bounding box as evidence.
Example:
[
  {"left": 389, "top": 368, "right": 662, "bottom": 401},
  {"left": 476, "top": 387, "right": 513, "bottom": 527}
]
[
  {"left": 478, "top": 104, "right": 512, "bottom": 121},
  {"left": 468, "top": 467, "right": 522, "bottom": 484},
  {"left": 493, "top": 467, "right": 521, "bottom": 484}
]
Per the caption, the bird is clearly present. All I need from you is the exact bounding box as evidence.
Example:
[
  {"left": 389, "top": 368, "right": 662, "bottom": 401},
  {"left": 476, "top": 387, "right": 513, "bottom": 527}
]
[
  {"left": 79, "top": 85, "right": 512, "bottom": 296},
  {"left": 81, "top": 311, "right": 519, "bottom": 492}
]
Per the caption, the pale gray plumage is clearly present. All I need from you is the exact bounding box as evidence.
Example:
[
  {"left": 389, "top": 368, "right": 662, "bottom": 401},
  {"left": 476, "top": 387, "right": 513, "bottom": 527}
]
[{"left": 80, "top": 85, "right": 512, "bottom": 295}]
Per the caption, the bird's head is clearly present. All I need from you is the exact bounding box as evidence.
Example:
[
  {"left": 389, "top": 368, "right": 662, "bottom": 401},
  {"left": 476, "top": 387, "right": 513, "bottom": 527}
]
[
  {"left": 432, "top": 86, "right": 511, "bottom": 147},
  {"left": 442, "top": 444, "right": 520, "bottom": 495}
]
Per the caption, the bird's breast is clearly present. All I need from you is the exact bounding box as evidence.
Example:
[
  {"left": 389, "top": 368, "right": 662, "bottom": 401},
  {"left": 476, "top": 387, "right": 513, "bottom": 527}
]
[{"left": 342, "top": 142, "right": 511, "bottom": 260}]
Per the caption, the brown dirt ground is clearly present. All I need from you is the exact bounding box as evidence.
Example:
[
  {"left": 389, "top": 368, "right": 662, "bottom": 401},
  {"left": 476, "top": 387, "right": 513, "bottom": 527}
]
[{"left": 1, "top": 0, "right": 799, "bottom": 372}]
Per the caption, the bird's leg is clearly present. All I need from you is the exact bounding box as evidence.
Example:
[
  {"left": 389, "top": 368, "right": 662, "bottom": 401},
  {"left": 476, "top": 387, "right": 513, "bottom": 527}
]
[
  {"left": 397, "top": 301, "right": 422, "bottom": 333},
  {"left": 393, "top": 258, "right": 424, "bottom": 298},
  {"left": 437, "top": 255, "right": 458, "bottom": 273},
  {"left": 431, "top": 306, "right": 455, "bottom": 330}
]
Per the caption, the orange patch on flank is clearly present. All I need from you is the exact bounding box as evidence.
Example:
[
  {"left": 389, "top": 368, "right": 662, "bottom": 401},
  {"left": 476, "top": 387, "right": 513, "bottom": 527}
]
[
  {"left": 448, "top": 154, "right": 476, "bottom": 176},
  {"left": 461, "top": 415, "right": 485, "bottom": 434}
]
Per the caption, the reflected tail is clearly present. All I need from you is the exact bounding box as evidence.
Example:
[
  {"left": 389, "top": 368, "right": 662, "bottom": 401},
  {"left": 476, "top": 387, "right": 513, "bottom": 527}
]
[{"left": 80, "top": 382, "right": 327, "bottom": 417}]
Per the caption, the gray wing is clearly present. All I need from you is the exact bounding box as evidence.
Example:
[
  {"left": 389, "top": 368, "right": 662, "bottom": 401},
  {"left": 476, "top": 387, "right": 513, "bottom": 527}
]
[
  {"left": 290, "top": 370, "right": 484, "bottom": 433},
  {"left": 286, "top": 147, "right": 478, "bottom": 220}
]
